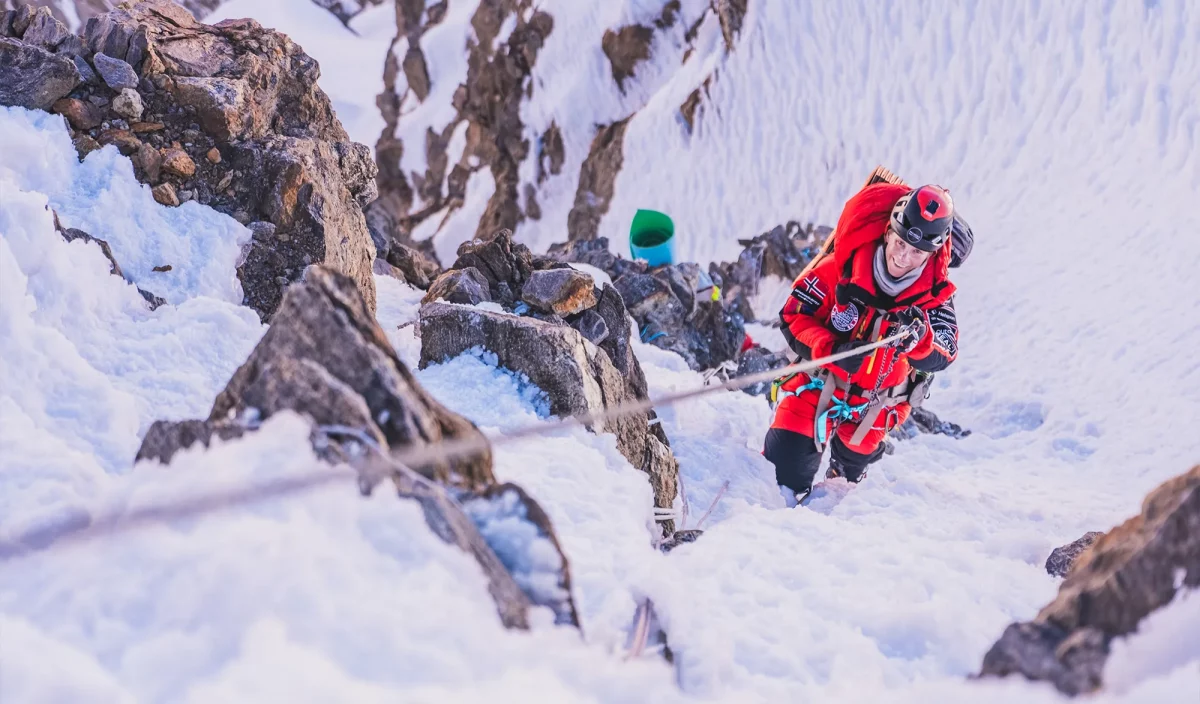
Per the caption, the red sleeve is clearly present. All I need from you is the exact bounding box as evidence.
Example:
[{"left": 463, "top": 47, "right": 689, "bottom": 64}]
[{"left": 779, "top": 259, "right": 838, "bottom": 361}]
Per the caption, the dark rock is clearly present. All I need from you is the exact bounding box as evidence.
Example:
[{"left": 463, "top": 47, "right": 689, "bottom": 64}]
[
  {"left": 19, "top": 7, "right": 70, "bottom": 51},
  {"left": 136, "top": 418, "right": 247, "bottom": 464},
  {"left": 419, "top": 302, "right": 679, "bottom": 532},
  {"left": 385, "top": 241, "right": 442, "bottom": 289},
  {"left": 567, "top": 117, "right": 630, "bottom": 241},
  {"left": 979, "top": 465, "right": 1200, "bottom": 695},
  {"left": 545, "top": 236, "right": 619, "bottom": 275},
  {"left": 659, "top": 529, "right": 703, "bottom": 553},
  {"left": 401, "top": 43, "right": 430, "bottom": 101},
  {"left": 735, "top": 346, "right": 788, "bottom": 398},
  {"left": 0, "top": 35, "right": 80, "bottom": 110},
  {"left": 58, "top": 223, "right": 122, "bottom": 277},
  {"left": 421, "top": 267, "right": 491, "bottom": 306},
  {"left": 209, "top": 266, "right": 494, "bottom": 491},
  {"left": 537, "top": 121, "right": 564, "bottom": 183},
  {"left": 451, "top": 228, "right": 533, "bottom": 304},
  {"left": 567, "top": 308, "right": 609, "bottom": 346},
  {"left": 51, "top": 96, "right": 104, "bottom": 130},
  {"left": 70, "top": 54, "right": 97, "bottom": 83},
  {"left": 901, "top": 406, "right": 972, "bottom": 440},
  {"left": 1046, "top": 532, "right": 1104, "bottom": 578},
  {"left": 521, "top": 268, "right": 597, "bottom": 316},
  {"left": 92, "top": 51, "right": 138, "bottom": 89},
  {"left": 591, "top": 282, "right": 647, "bottom": 398},
  {"left": 601, "top": 24, "right": 653, "bottom": 91}
]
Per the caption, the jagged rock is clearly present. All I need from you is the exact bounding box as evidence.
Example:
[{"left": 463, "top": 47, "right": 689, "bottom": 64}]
[
  {"left": 110, "top": 86, "right": 142, "bottom": 120},
  {"left": 53, "top": 1, "right": 379, "bottom": 321},
  {"left": 567, "top": 117, "right": 630, "bottom": 241},
  {"left": 19, "top": 7, "right": 70, "bottom": 50},
  {"left": 134, "top": 264, "right": 578, "bottom": 631},
  {"left": 905, "top": 406, "right": 972, "bottom": 440},
  {"left": 0, "top": 35, "right": 80, "bottom": 109},
  {"left": 735, "top": 346, "right": 788, "bottom": 397},
  {"left": 421, "top": 267, "right": 491, "bottom": 306},
  {"left": 716, "top": 0, "right": 748, "bottom": 52},
  {"left": 545, "top": 236, "right": 619, "bottom": 275},
  {"left": 160, "top": 146, "right": 195, "bottom": 178},
  {"left": 72, "top": 133, "right": 100, "bottom": 156},
  {"left": 384, "top": 241, "right": 442, "bottom": 289},
  {"left": 96, "top": 127, "right": 140, "bottom": 155},
  {"left": 367, "top": 3, "right": 553, "bottom": 247},
  {"left": 979, "top": 465, "right": 1200, "bottom": 695},
  {"left": 601, "top": 24, "right": 653, "bottom": 91},
  {"left": 130, "top": 143, "right": 161, "bottom": 181},
  {"left": 451, "top": 228, "right": 533, "bottom": 305},
  {"left": 537, "top": 121, "right": 564, "bottom": 183},
  {"left": 92, "top": 51, "right": 136, "bottom": 88},
  {"left": 591, "top": 282, "right": 647, "bottom": 398},
  {"left": 203, "top": 266, "right": 493, "bottom": 491},
  {"left": 521, "top": 268, "right": 597, "bottom": 316},
  {"left": 567, "top": 308, "right": 609, "bottom": 346},
  {"left": 1046, "top": 532, "right": 1104, "bottom": 578},
  {"left": 152, "top": 182, "right": 178, "bottom": 206},
  {"left": 135, "top": 418, "right": 247, "bottom": 464},
  {"left": 51, "top": 96, "right": 103, "bottom": 129},
  {"left": 419, "top": 302, "right": 679, "bottom": 532},
  {"left": 464, "top": 482, "right": 581, "bottom": 628}
]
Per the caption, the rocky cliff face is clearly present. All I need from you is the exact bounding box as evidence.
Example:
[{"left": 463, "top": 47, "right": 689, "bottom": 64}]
[
  {"left": 0, "top": 0, "right": 379, "bottom": 320},
  {"left": 367, "top": 1, "right": 752, "bottom": 262}
]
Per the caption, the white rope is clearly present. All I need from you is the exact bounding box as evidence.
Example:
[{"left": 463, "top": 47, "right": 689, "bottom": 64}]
[{"left": 0, "top": 330, "right": 912, "bottom": 561}]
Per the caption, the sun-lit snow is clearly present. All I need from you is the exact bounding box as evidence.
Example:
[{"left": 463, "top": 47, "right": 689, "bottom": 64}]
[{"left": 2, "top": 0, "right": 1200, "bottom": 701}]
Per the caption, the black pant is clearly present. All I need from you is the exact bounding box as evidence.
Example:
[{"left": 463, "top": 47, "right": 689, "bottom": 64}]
[{"left": 763, "top": 427, "right": 884, "bottom": 495}]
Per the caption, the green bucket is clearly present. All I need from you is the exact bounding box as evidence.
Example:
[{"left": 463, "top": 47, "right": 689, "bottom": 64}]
[{"left": 629, "top": 209, "right": 675, "bottom": 267}]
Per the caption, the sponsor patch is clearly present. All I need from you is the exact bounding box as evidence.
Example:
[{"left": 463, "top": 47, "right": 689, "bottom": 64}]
[
  {"left": 789, "top": 276, "right": 827, "bottom": 316},
  {"left": 830, "top": 302, "right": 860, "bottom": 332}
]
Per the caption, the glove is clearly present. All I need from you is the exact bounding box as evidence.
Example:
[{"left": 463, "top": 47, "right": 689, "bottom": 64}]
[
  {"left": 830, "top": 340, "right": 874, "bottom": 373},
  {"left": 890, "top": 306, "right": 929, "bottom": 353}
]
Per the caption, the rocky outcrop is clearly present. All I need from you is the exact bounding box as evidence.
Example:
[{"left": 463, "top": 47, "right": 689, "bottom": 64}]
[
  {"left": 566, "top": 117, "right": 631, "bottom": 242},
  {"left": 0, "top": 24, "right": 80, "bottom": 109},
  {"left": 1045, "top": 532, "right": 1104, "bottom": 578},
  {"left": 368, "top": 1, "right": 553, "bottom": 261},
  {"left": 418, "top": 295, "right": 679, "bottom": 534},
  {"left": 1, "top": 0, "right": 379, "bottom": 320},
  {"left": 135, "top": 265, "right": 579, "bottom": 630},
  {"left": 978, "top": 465, "right": 1200, "bottom": 695},
  {"left": 3, "top": 0, "right": 221, "bottom": 29}
]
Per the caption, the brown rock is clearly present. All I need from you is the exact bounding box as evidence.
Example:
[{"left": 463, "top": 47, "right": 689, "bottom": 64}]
[
  {"left": 979, "top": 465, "right": 1200, "bottom": 695},
  {"left": 566, "top": 117, "right": 630, "bottom": 241},
  {"left": 72, "top": 134, "right": 102, "bottom": 158},
  {"left": 51, "top": 97, "right": 104, "bottom": 130},
  {"left": 601, "top": 24, "right": 654, "bottom": 91},
  {"left": 421, "top": 267, "right": 491, "bottom": 306},
  {"left": 161, "top": 147, "right": 196, "bottom": 178},
  {"left": 96, "top": 128, "right": 141, "bottom": 155},
  {"left": 132, "top": 142, "right": 163, "bottom": 183},
  {"left": 152, "top": 182, "right": 179, "bottom": 206},
  {"left": 130, "top": 121, "right": 165, "bottom": 133},
  {"left": 521, "top": 268, "right": 597, "bottom": 317},
  {"left": 206, "top": 147, "right": 221, "bottom": 163}
]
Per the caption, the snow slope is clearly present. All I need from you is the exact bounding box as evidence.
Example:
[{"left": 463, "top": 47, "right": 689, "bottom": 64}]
[{"left": 4, "top": 0, "right": 1200, "bottom": 702}]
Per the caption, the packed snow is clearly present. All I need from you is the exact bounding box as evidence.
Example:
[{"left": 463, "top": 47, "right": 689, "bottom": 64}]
[{"left": 3, "top": 0, "right": 1200, "bottom": 702}]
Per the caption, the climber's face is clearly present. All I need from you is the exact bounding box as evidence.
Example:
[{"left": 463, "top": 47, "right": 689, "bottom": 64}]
[{"left": 884, "top": 229, "right": 933, "bottom": 278}]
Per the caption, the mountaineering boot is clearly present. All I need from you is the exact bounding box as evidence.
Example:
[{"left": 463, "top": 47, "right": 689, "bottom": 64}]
[{"left": 825, "top": 457, "right": 867, "bottom": 484}]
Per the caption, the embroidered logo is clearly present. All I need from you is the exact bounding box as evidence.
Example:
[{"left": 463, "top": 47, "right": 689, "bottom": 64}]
[
  {"left": 830, "top": 302, "right": 860, "bottom": 332},
  {"left": 801, "top": 276, "right": 826, "bottom": 300}
]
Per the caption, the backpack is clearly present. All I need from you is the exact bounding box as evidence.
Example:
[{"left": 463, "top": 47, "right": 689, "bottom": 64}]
[{"left": 802, "top": 166, "right": 974, "bottom": 276}]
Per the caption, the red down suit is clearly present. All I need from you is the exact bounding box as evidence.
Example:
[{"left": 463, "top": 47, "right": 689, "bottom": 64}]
[{"left": 773, "top": 183, "right": 960, "bottom": 454}]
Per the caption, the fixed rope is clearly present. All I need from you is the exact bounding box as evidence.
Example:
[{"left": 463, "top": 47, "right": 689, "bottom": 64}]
[{"left": 0, "top": 328, "right": 913, "bottom": 562}]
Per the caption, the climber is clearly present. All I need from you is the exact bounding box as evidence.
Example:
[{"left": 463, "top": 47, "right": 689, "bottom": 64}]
[{"left": 764, "top": 182, "right": 961, "bottom": 502}]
